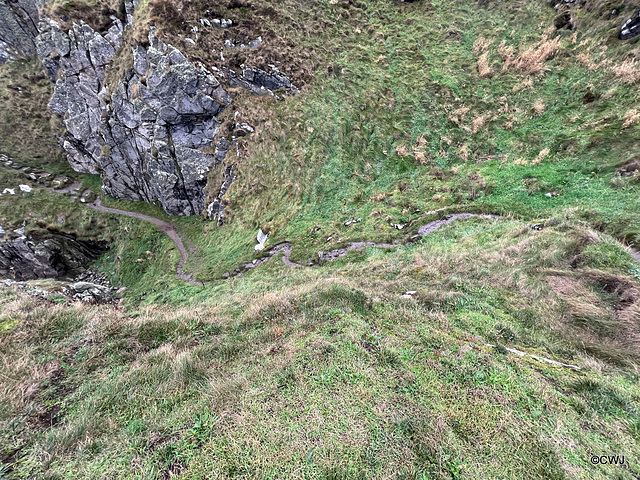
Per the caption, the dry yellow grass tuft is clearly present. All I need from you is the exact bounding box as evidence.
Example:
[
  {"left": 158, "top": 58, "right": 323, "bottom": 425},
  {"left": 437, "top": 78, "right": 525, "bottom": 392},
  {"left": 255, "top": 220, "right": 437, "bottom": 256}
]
[
  {"left": 612, "top": 58, "right": 640, "bottom": 84},
  {"left": 532, "top": 147, "right": 550, "bottom": 165},
  {"left": 457, "top": 144, "right": 470, "bottom": 160},
  {"left": 622, "top": 109, "right": 640, "bottom": 129},
  {"left": 532, "top": 101, "right": 546, "bottom": 115},
  {"left": 395, "top": 144, "right": 411, "bottom": 157},
  {"left": 448, "top": 106, "right": 469, "bottom": 126},
  {"left": 477, "top": 52, "right": 492, "bottom": 78},
  {"left": 501, "top": 35, "right": 561, "bottom": 76},
  {"left": 577, "top": 52, "right": 599, "bottom": 72},
  {"left": 473, "top": 37, "right": 492, "bottom": 55},
  {"left": 471, "top": 114, "right": 489, "bottom": 134},
  {"left": 413, "top": 136, "right": 429, "bottom": 164}
]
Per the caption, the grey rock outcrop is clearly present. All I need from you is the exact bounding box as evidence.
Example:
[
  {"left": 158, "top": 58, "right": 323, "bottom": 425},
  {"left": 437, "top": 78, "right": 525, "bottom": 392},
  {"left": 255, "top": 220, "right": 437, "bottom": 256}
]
[
  {"left": 620, "top": 11, "right": 640, "bottom": 40},
  {"left": 35, "top": 10, "right": 299, "bottom": 219},
  {"left": 37, "top": 18, "right": 123, "bottom": 173},
  {"left": 228, "top": 66, "right": 299, "bottom": 96},
  {"left": 0, "top": 0, "right": 40, "bottom": 63},
  {"left": 101, "top": 35, "right": 232, "bottom": 215},
  {"left": 63, "top": 281, "right": 112, "bottom": 303},
  {"left": 0, "top": 231, "right": 108, "bottom": 281},
  {"left": 207, "top": 164, "right": 236, "bottom": 226},
  {"left": 37, "top": 19, "right": 233, "bottom": 216}
]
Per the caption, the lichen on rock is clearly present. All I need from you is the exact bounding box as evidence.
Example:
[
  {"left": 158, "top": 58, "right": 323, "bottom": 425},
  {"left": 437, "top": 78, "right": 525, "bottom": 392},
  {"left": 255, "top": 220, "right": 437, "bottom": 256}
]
[
  {"left": 0, "top": 0, "right": 41, "bottom": 64},
  {"left": 36, "top": 18, "right": 234, "bottom": 216}
]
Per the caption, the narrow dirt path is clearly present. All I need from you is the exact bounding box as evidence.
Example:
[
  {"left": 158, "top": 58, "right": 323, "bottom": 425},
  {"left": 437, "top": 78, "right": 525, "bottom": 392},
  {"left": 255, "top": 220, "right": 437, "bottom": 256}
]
[
  {"left": 87, "top": 198, "right": 202, "bottom": 285},
  {"left": 82, "top": 199, "right": 640, "bottom": 285},
  {"left": 85, "top": 197, "right": 501, "bottom": 284}
]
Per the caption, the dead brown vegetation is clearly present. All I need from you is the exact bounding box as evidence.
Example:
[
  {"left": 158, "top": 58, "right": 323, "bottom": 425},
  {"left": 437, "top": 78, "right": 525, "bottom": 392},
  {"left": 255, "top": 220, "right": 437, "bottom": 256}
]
[
  {"left": 500, "top": 35, "right": 561, "bottom": 76},
  {"left": 612, "top": 58, "right": 640, "bottom": 84},
  {"left": 43, "top": 0, "right": 125, "bottom": 33},
  {"left": 548, "top": 270, "right": 640, "bottom": 364}
]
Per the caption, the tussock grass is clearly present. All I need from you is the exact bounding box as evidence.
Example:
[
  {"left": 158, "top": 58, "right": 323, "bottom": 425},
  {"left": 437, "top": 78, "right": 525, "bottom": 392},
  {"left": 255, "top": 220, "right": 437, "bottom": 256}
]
[
  {"left": 3, "top": 218, "right": 640, "bottom": 478},
  {"left": 2, "top": 0, "right": 640, "bottom": 476}
]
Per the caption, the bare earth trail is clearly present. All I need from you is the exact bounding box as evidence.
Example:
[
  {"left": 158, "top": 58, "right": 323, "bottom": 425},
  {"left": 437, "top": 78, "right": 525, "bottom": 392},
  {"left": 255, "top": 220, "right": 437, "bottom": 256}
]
[
  {"left": 39, "top": 179, "right": 640, "bottom": 284},
  {"left": 85, "top": 196, "right": 501, "bottom": 285},
  {"left": 87, "top": 198, "right": 200, "bottom": 284},
  {"left": 56, "top": 192, "right": 640, "bottom": 372}
]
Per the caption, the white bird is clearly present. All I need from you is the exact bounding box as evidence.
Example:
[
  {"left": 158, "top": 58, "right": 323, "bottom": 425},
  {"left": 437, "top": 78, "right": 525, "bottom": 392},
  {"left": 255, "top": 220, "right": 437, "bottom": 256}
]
[{"left": 255, "top": 229, "right": 268, "bottom": 251}]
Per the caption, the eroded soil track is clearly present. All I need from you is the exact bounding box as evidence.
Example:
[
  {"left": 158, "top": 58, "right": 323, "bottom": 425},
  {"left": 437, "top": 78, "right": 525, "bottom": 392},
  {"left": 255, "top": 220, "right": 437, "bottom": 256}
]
[
  {"left": 87, "top": 198, "right": 501, "bottom": 285},
  {"left": 88, "top": 199, "right": 199, "bottom": 284}
]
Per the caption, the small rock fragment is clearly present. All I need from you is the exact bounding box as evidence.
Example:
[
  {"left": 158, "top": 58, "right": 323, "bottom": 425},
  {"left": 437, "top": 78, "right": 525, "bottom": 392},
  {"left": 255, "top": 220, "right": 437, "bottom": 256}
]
[
  {"left": 620, "top": 11, "right": 640, "bottom": 40},
  {"left": 255, "top": 228, "right": 268, "bottom": 251}
]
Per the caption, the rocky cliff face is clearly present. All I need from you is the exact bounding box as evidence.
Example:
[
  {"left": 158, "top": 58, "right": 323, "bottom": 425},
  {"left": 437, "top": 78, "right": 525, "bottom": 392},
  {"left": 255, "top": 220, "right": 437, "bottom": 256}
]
[
  {"left": 101, "top": 36, "right": 233, "bottom": 216},
  {"left": 0, "top": 0, "right": 41, "bottom": 63},
  {"left": 0, "top": 231, "right": 108, "bottom": 281},
  {"left": 37, "top": 18, "right": 124, "bottom": 172},
  {"left": 37, "top": 18, "right": 234, "bottom": 216},
  {"left": 2, "top": 2, "right": 298, "bottom": 217}
]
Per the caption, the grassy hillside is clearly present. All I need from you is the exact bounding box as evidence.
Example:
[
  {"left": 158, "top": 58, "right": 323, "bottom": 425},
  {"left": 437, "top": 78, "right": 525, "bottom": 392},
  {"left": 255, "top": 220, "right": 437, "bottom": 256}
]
[
  {"left": 1, "top": 0, "right": 640, "bottom": 478},
  {"left": 2, "top": 213, "right": 640, "bottom": 478}
]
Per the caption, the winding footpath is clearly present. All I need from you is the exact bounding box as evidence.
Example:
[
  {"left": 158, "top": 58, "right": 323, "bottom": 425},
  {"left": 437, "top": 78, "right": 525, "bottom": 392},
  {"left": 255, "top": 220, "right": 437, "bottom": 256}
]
[
  {"left": 86, "top": 196, "right": 500, "bottom": 286},
  {"left": 85, "top": 199, "right": 640, "bottom": 286},
  {"left": 42, "top": 186, "right": 640, "bottom": 372},
  {"left": 25, "top": 172, "right": 640, "bottom": 283},
  {"left": 88, "top": 198, "right": 199, "bottom": 284}
]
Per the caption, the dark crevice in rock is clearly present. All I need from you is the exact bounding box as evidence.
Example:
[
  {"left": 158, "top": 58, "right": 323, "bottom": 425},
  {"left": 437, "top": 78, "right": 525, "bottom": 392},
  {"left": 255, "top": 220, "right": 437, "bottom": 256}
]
[{"left": 0, "top": 230, "right": 109, "bottom": 281}]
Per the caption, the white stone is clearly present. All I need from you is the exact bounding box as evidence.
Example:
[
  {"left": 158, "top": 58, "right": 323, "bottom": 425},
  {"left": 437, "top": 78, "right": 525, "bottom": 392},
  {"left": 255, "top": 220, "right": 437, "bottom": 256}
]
[{"left": 255, "top": 229, "right": 268, "bottom": 251}]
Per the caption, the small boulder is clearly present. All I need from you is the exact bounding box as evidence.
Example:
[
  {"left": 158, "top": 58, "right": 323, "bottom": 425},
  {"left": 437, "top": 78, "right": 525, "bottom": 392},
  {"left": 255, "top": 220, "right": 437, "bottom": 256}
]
[
  {"left": 618, "top": 158, "right": 640, "bottom": 176},
  {"left": 51, "top": 177, "right": 70, "bottom": 189},
  {"left": 65, "top": 282, "right": 113, "bottom": 304}
]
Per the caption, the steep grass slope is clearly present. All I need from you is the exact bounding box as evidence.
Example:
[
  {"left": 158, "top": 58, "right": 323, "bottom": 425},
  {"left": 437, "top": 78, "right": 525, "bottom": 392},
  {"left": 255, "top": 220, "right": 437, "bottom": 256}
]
[
  {"left": 2, "top": 214, "right": 640, "bottom": 478},
  {"left": 1, "top": 0, "right": 640, "bottom": 478}
]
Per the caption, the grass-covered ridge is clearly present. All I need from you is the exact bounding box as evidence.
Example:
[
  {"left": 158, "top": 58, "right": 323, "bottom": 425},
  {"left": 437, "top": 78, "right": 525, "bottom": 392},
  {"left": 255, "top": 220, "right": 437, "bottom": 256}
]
[
  {"left": 2, "top": 213, "right": 640, "bottom": 478},
  {"left": 1, "top": 0, "right": 640, "bottom": 478}
]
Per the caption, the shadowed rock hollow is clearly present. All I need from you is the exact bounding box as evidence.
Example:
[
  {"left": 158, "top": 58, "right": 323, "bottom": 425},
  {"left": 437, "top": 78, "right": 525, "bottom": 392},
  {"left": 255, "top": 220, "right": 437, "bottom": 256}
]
[{"left": 0, "top": 231, "right": 108, "bottom": 281}]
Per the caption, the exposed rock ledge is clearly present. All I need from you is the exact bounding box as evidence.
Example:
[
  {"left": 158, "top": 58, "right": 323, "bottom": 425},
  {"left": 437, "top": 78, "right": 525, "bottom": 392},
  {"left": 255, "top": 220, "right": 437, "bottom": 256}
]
[
  {"left": 37, "top": 19, "right": 235, "bottom": 216},
  {"left": 35, "top": 13, "right": 298, "bottom": 217},
  {"left": 0, "top": 231, "right": 108, "bottom": 281}
]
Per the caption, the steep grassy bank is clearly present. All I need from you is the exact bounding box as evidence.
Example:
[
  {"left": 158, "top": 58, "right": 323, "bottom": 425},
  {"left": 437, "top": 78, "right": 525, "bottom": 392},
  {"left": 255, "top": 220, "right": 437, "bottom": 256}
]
[
  {"left": 1, "top": 0, "right": 640, "bottom": 477},
  {"left": 172, "top": 0, "right": 640, "bottom": 282},
  {"left": 2, "top": 212, "right": 640, "bottom": 479}
]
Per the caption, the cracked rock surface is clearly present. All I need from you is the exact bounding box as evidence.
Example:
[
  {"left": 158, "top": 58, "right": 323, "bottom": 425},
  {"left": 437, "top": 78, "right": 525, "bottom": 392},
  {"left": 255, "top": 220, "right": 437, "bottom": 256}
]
[
  {"left": 37, "top": 20, "right": 233, "bottom": 216},
  {"left": 0, "top": 231, "right": 108, "bottom": 281},
  {"left": 0, "top": 0, "right": 41, "bottom": 63}
]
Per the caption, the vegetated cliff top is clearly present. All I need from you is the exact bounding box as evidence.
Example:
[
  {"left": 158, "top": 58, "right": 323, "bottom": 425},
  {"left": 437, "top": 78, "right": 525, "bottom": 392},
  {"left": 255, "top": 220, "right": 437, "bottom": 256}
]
[{"left": 1, "top": 0, "right": 640, "bottom": 478}]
